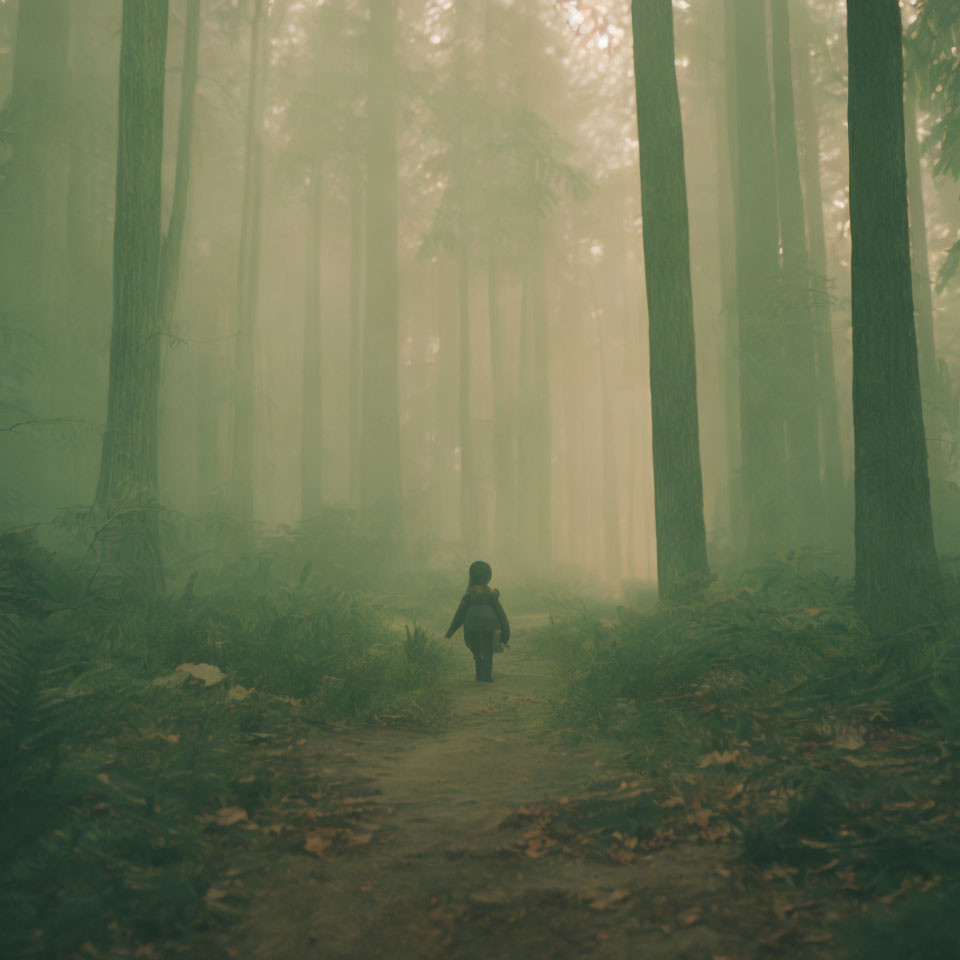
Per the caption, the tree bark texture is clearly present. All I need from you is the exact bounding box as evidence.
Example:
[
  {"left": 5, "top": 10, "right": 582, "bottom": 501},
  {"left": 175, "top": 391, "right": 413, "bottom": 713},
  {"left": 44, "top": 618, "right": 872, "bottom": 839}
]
[
  {"left": 95, "top": 0, "right": 169, "bottom": 573},
  {"left": 847, "top": 0, "right": 940, "bottom": 630},
  {"left": 360, "top": 0, "right": 403, "bottom": 545},
  {"left": 731, "top": 0, "right": 788, "bottom": 559},
  {"left": 631, "top": 0, "right": 709, "bottom": 597},
  {"left": 771, "top": 0, "right": 824, "bottom": 536}
]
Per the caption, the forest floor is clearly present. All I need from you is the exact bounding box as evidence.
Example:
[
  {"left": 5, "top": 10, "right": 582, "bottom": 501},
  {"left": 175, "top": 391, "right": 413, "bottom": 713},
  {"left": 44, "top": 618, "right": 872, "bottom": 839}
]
[{"left": 210, "top": 614, "right": 829, "bottom": 960}]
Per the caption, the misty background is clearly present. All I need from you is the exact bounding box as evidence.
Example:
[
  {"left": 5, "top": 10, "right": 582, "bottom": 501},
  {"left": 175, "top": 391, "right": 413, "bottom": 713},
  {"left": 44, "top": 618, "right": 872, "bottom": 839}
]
[{"left": 4, "top": 0, "right": 958, "bottom": 589}]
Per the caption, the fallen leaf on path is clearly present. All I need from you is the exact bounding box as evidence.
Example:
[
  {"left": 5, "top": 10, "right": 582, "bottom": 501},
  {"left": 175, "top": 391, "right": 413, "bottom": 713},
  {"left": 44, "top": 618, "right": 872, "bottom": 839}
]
[
  {"left": 470, "top": 888, "right": 510, "bottom": 905},
  {"left": 215, "top": 807, "right": 248, "bottom": 827},
  {"left": 304, "top": 831, "right": 333, "bottom": 857},
  {"left": 607, "top": 844, "right": 636, "bottom": 865},
  {"left": 687, "top": 809, "right": 712, "bottom": 828},
  {"left": 178, "top": 662, "right": 226, "bottom": 686},
  {"left": 698, "top": 750, "right": 739, "bottom": 768},
  {"left": 678, "top": 906, "right": 702, "bottom": 926},
  {"left": 588, "top": 888, "right": 632, "bottom": 911},
  {"left": 346, "top": 832, "right": 374, "bottom": 845}
]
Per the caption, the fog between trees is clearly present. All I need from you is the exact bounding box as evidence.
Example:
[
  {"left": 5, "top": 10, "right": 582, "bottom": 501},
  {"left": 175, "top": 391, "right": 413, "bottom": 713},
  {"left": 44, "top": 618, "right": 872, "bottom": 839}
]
[{"left": 2, "top": 0, "right": 959, "bottom": 621}]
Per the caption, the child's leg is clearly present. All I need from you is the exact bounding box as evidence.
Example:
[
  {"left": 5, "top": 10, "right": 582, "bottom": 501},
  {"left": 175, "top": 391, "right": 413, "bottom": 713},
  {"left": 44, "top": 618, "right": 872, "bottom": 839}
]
[
  {"left": 480, "top": 634, "right": 494, "bottom": 681},
  {"left": 465, "top": 632, "right": 483, "bottom": 680}
]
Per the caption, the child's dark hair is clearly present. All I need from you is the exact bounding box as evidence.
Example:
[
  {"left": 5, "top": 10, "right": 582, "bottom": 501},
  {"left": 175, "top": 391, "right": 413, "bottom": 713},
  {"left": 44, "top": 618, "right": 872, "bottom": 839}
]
[{"left": 468, "top": 560, "right": 493, "bottom": 587}]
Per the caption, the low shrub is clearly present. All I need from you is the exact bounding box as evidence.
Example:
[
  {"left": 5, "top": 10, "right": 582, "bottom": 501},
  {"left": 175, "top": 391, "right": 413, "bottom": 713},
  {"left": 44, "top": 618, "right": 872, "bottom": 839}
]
[
  {"left": 545, "top": 553, "right": 960, "bottom": 955},
  {"left": 0, "top": 530, "right": 448, "bottom": 958}
]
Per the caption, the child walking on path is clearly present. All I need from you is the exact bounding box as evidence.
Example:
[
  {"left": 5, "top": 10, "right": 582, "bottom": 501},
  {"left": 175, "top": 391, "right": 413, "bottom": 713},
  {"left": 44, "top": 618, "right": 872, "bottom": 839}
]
[{"left": 444, "top": 561, "right": 511, "bottom": 682}]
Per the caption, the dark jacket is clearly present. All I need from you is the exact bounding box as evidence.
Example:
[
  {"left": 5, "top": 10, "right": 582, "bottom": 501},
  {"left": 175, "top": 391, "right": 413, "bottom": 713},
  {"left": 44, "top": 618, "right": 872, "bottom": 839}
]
[{"left": 445, "top": 585, "right": 510, "bottom": 644}]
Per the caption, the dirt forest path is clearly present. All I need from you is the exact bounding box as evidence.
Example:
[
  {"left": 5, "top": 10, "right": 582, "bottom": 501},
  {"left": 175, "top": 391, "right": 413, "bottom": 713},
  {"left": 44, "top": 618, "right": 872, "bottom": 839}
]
[{"left": 220, "top": 614, "right": 734, "bottom": 960}]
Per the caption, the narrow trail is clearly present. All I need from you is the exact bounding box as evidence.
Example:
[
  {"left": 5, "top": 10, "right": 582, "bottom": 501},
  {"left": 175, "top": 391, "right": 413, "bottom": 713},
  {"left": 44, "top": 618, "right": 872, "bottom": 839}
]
[{"left": 221, "top": 615, "right": 734, "bottom": 960}]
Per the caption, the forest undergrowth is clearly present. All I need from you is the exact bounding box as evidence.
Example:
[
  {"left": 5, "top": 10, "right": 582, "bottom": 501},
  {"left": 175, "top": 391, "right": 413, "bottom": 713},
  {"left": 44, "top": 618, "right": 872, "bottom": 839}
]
[
  {"left": 533, "top": 551, "right": 960, "bottom": 957},
  {"left": 0, "top": 521, "right": 450, "bottom": 960}
]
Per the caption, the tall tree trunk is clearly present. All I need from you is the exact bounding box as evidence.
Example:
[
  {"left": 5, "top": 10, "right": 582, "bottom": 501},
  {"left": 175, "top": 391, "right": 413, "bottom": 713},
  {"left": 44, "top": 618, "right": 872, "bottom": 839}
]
[
  {"left": 484, "top": 0, "right": 513, "bottom": 558},
  {"left": 195, "top": 348, "right": 219, "bottom": 516},
  {"left": 360, "top": 0, "right": 402, "bottom": 546},
  {"left": 348, "top": 165, "right": 364, "bottom": 509},
  {"left": 301, "top": 163, "right": 324, "bottom": 520},
  {"left": 599, "top": 337, "right": 621, "bottom": 587},
  {"left": 731, "top": 0, "right": 788, "bottom": 559},
  {"left": 717, "top": 0, "right": 741, "bottom": 548},
  {"left": 434, "top": 262, "right": 458, "bottom": 542},
  {"left": 631, "top": 0, "right": 709, "bottom": 598},
  {"left": 2, "top": 0, "right": 72, "bottom": 288},
  {"left": 771, "top": 0, "right": 823, "bottom": 538},
  {"left": 795, "top": 9, "right": 847, "bottom": 540},
  {"left": 904, "top": 74, "right": 943, "bottom": 483},
  {"left": 94, "top": 0, "right": 169, "bottom": 576},
  {"left": 529, "top": 218, "right": 552, "bottom": 570},
  {"left": 159, "top": 0, "right": 201, "bottom": 328},
  {"left": 454, "top": 4, "right": 476, "bottom": 550},
  {"left": 847, "top": 0, "right": 940, "bottom": 630},
  {"left": 231, "top": 0, "right": 266, "bottom": 529},
  {"left": 458, "top": 228, "right": 475, "bottom": 547},
  {"left": 516, "top": 264, "right": 537, "bottom": 564},
  {"left": 488, "top": 258, "right": 514, "bottom": 554}
]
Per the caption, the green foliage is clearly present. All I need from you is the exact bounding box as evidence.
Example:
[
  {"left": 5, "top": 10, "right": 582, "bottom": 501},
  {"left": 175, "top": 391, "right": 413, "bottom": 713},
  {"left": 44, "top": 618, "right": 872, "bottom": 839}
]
[
  {"left": 545, "top": 555, "right": 960, "bottom": 955},
  {"left": 909, "top": 1, "right": 960, "bottom": 289},
  {"left": 0, "top": 530, "right": 447, "bottom": 958}
]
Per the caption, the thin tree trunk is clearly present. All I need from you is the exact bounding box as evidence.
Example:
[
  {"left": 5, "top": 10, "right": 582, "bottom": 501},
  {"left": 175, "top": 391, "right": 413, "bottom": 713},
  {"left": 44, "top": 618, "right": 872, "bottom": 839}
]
[
  {"left": 195, "top": 349, "right": 219, "bottom": 516},
  {"left": 301, "top": 163, "right": 324, "bottom": 520},
  {"left": 360, "top": 0, "right": 402, "bottom": 546},
  {"left": 231, "top": 0, "right": 266, "bottom": 529},
  {"left": 488, "top": 257, "right": 514, "bottom": 555},
  {"left": 631, "top": 0, "right": 709, "bottom": 598},
  {"left": 348, "top": 165, "right": 364, "bottom": 509},
  {"left": 2, "top": 0, "right": 72, "bottom": 287},
  {"left": 458, "top": 228, "right": 475, "bottom": 547},
  {"left": 904, "top": 73, "right": 943, "bottom": 482},
  {"left": 731, "top": 0, "right": 788, "bottom": 559},
  {"left": 847, "top": 0, "right": 940, "bottom": 630},
  {"left": 516, "top": 263, "right": 536, "bottom": 564},
  {"left": 159, "top": 0, "right": 201, "bottom": 327},
  {"left": 434, "top": 261, "right": 457, "bottom": 542},
  {"left": 771, "top": 0, "right": 823, "bottom": 536},
  {"left": 94, "top": 0, "right": 169, "bottom": 576},
  {"left": 454, "top": 4, "right": 476, "bottom": 550},
  {"left": 529, "top": 217, "right": 552, "bottom": 569},
  {"left": 795, "top": 7, "right": 847, "bottom": 539},
  {"left": 717, "top": 0, "right": 741, "bottom": 548},
  {"left": 599, "top": 335, "right": 621, "bottom": 587}
]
